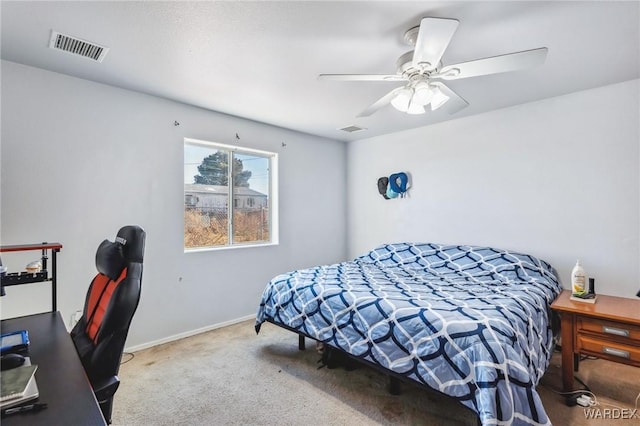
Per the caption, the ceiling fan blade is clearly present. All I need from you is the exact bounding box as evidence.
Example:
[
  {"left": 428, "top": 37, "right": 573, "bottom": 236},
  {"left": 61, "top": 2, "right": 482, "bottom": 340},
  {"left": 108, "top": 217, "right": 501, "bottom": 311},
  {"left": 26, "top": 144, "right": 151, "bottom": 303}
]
[
  {"left": 357, "top": 87, "right": 404, "bottom": 117},
  {"left": 436, "top": 47, "right": 548, "bottom": 80},
  {"left": 412, "top": 17, "right": 459, "bottom": 71},
  {"left": 318, "top": 74, "right": 406, "bottom": 82},
  {"left": 431, "top": 82, "right": 468, "bottom": 115}
]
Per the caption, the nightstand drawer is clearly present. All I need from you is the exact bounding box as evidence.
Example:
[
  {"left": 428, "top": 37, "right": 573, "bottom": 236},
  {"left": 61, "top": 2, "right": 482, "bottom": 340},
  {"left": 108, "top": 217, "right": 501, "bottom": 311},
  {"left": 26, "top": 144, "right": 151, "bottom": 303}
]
[
  {"left": 577, "top": 317, "right": 640, "bottom": 342},
  {"left": 577, "top": 334, "right": 640, "bottom": 365}
]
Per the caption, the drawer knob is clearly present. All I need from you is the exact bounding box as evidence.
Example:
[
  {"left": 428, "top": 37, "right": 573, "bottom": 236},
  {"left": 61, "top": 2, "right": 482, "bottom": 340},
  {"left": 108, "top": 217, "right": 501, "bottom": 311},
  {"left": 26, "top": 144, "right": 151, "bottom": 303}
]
[
  {"left": 602, "top": 326, "right": 630, "bottom": 337},
  {"left": 603, "top": 347, "right": 630, "bottom": 359}
]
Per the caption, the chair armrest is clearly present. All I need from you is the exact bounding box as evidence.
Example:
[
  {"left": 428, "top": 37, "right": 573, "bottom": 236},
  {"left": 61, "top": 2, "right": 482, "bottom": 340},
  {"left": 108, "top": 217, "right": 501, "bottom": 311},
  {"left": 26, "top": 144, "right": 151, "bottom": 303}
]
[{"left": 93, "top": 375, "right": 120, "bottom": 402}]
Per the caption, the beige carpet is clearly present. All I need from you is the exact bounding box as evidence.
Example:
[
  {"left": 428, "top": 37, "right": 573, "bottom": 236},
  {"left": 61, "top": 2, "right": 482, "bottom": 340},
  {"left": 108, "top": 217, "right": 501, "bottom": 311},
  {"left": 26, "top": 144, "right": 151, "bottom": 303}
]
[{"left": 113, "top": 320, "right": 640, "bottom": 425}]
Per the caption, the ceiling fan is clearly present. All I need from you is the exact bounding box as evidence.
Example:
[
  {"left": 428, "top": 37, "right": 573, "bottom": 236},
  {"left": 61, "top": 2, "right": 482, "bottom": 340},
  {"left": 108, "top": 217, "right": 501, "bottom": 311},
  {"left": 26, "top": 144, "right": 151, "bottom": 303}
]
[{"left": 318, "top": 17, "right": 548, "bottom": 117}]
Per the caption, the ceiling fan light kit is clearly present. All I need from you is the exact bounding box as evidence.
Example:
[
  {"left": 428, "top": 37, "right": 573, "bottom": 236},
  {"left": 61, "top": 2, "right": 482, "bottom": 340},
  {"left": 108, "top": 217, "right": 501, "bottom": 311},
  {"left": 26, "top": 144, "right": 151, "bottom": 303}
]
[
  {"left": 389, "top": 82, "right": 449, "bottom": 114},
  {"left": 319, "top": 17, "right": 548, "bottom": 117}
]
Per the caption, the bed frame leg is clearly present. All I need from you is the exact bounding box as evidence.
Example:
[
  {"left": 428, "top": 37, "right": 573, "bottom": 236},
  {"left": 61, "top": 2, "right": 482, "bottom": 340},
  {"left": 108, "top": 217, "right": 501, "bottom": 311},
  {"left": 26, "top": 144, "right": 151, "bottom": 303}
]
[
  {"left": 298, "top": 334, "right": 305, "bottom": 351},
  {"left": 389, "top": 376, "right": 402, "bottom": 395}
]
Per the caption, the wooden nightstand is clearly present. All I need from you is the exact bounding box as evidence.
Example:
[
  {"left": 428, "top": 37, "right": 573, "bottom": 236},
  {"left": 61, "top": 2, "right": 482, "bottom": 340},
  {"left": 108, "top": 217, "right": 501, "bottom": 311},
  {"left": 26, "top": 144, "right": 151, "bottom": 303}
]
[{"left": 550, "top": 290, "right": 640, "bottom": 391}]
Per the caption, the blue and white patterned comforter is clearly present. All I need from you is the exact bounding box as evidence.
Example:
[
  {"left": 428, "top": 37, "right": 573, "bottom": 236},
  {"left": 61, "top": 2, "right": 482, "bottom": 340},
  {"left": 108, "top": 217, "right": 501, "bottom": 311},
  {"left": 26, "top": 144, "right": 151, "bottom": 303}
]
[{"left": 255, "top": 243, "right": 562, "bottom": 425}]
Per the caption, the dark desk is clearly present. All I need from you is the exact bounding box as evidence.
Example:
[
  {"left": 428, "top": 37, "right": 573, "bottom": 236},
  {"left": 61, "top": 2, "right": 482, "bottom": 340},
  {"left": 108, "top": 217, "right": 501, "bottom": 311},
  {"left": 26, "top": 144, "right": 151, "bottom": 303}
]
[{"left": 1, "top": 312, "right": 106, "bottom": 425}]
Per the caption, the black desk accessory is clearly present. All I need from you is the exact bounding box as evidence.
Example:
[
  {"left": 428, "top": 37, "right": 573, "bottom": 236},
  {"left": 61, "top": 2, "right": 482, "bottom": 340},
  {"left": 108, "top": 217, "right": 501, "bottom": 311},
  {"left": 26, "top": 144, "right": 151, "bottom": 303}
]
[
  {"left": 1, "top": 403, "right": 48, "bottom": 418},
  {"left": 1, "top": 354, "right": 26, "bottom": 371}
]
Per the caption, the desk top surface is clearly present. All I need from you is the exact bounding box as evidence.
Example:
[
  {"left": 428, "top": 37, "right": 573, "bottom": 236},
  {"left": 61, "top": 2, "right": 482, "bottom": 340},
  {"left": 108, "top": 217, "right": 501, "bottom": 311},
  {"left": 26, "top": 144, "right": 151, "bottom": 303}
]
[{"left": 1, "top": 312, "right": 106, "bottom": 426}]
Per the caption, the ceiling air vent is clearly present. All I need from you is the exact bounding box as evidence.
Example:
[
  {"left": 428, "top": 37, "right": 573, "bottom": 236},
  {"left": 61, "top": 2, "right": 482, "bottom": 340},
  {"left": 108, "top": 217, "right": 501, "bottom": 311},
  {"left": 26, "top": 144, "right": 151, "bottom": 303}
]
[
  {"left": 48, "top": 31, "right": 109, "bottom": 63},
  {"left": 339, "top": 125, "right": 366, "bottom": 133}
]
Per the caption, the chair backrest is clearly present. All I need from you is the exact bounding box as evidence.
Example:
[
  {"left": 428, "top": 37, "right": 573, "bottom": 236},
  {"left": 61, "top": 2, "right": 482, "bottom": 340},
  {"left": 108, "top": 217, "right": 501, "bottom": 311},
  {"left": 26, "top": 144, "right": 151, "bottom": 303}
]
[{"left": 71, "top": 225, "right": 145, "bottom": 384}]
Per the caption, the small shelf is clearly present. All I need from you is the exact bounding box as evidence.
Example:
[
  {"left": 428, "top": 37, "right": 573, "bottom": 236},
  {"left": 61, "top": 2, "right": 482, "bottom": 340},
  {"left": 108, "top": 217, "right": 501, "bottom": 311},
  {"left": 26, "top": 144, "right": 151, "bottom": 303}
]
[
  {"left": 0, "top": 242, "right": 63, "bottom": 253},
  {"left": 0, "top": 242, "right": 63, "bottom": 313},
  {"left": 2, "top": 271, "right": 50, "bottom": 285}
]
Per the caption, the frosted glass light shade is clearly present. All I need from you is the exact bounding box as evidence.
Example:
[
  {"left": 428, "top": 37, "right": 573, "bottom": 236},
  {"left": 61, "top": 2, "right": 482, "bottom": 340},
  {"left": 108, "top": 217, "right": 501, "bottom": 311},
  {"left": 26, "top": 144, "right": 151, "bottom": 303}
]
[
  {"left": 407, "top": 101, "right": 425, "bottom": 115},
  {"left": 430, "top": 86, "right": 450, "bottom": 110},
  {"left": 390, "top": 87, "right": 413, "bottom": 112},
  {"left": 413, "top": 82, "right": 433, "bottom": 105}
]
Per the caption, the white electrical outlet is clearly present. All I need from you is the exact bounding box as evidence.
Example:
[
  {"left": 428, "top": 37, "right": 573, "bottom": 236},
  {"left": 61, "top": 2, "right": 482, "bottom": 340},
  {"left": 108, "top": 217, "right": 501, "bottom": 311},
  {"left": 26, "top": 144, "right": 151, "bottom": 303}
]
[{"left": 69, "top": 310, "right": 83, "bottom": 328}]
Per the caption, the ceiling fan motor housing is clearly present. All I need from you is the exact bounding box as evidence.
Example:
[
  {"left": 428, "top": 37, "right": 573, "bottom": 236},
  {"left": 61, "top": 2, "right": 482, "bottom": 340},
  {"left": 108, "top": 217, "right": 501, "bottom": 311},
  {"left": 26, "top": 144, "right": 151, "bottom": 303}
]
[
  {"left": 396, "top": 51, "right": 439, "bottom": 78},
  {"left": 403, "top": 25, "right": 421, "bottom": 46}
]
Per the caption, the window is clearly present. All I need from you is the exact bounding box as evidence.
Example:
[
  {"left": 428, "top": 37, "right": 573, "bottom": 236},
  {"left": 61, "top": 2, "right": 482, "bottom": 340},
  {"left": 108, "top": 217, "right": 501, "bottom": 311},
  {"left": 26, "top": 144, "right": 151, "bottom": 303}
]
[{"left": 184, "top": 138, "right": 278, "bottom": 250}]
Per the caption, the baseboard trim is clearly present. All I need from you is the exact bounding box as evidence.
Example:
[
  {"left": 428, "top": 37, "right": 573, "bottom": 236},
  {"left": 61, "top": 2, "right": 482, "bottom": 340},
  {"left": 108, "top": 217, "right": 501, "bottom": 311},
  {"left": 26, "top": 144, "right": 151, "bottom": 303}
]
[{"left": 124, "top": 314, "right": 256, "bottom": 353}]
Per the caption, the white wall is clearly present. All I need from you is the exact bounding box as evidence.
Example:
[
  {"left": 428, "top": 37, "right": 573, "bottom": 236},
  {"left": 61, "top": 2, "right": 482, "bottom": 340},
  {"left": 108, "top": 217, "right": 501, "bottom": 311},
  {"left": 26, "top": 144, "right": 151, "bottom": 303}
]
[
  {"left": 0, "top": 60, "right": 347, "bottom": 348},
  {"left": 2, "top": 58, "right": 637, "bottom": 352},
  {"left": 347, "top": 79, "right": 639, "bottom": 298}
]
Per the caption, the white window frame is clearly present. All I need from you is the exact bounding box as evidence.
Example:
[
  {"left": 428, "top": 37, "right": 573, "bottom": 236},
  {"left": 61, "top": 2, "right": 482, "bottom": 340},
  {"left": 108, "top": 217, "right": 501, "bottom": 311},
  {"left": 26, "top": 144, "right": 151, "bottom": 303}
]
[{"left": 184, "top": 138, "right": 279, "bottom": 252}]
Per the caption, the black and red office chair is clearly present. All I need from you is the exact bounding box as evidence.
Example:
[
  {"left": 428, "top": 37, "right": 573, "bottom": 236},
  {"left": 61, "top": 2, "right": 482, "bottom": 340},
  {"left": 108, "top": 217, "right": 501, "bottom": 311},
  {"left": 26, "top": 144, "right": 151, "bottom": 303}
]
[{"left": 71, "top": 225, "right": 145, "bottom": 424}]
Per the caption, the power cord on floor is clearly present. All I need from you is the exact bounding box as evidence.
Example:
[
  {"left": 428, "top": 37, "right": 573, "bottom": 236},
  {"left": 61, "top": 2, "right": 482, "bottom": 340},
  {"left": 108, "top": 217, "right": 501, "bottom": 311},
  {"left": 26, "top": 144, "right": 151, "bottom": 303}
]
[
  {"left": 545, "top": 374, "right": 640, "bottom": 414},
  {"left": 574, "top": 376, "right": 591, "bottom": 393},
  {"left": 572, "top": 391, "right": 640, "bottom": 413},
  {"left": 121, "top": 352, "right": 134, "bottom": 364},
  {"left": 551, "top": 345, "right": 639, "bottom": 414},
  {"left": 542, "top": 373, "right": 592, "bottom": 406}
]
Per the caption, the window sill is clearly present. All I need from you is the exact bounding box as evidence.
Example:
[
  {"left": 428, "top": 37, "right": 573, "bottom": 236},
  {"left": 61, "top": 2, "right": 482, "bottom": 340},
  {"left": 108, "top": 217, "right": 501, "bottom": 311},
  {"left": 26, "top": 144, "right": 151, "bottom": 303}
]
[{"left": 184, "top": 241, "right": 279, "bottom": 254}]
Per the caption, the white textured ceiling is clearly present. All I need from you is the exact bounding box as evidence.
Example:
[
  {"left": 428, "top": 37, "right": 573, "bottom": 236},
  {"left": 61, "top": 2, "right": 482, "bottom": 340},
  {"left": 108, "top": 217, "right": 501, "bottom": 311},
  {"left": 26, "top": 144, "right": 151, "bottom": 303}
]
[{"left": 1, "top": 1, "right": 639, "bottom": 142}]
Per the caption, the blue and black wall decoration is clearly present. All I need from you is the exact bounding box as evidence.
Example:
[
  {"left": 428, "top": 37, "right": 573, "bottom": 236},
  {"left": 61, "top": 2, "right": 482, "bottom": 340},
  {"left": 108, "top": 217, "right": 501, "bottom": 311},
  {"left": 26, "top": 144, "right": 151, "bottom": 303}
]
[{"left": 377, "top": 172, "right": 409, "bottom": 199}]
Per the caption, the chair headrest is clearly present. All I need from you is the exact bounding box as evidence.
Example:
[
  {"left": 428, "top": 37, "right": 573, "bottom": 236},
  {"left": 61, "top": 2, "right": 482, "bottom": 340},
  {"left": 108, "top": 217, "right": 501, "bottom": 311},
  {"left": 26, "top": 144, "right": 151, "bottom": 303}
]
[
  {"left": 95, "top": 240, "right": 126, "bottom": 280},
  {"left": 95, "top": 225, "right": 145, "bottom": 280},
  {"left": 115, "top": 225, "right": 146, "bottom": 263}
]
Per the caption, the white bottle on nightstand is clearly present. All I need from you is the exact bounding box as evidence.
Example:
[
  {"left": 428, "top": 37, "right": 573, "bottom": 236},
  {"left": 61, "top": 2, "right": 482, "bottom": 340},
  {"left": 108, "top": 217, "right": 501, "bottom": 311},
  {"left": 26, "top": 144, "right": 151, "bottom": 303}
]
[{"left": 571, "top": 260, "right": 586, "bottom": 296}]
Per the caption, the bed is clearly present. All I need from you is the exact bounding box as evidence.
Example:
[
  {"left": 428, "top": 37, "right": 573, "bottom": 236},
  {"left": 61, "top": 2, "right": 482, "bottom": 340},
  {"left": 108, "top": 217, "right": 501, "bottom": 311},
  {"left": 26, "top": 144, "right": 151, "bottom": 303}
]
[{"left": 255, "top": 242, "right": 562, "bottom": 425}]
